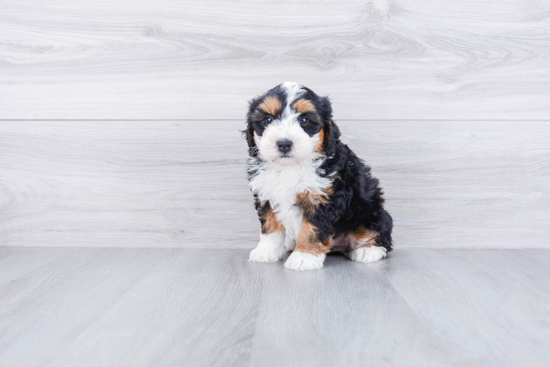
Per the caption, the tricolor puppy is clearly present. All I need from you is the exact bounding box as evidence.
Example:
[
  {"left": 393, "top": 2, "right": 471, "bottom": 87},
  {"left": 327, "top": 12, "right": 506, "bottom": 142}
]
[{"left": 244, "top": 82, "right": 393, "bottom": 271}]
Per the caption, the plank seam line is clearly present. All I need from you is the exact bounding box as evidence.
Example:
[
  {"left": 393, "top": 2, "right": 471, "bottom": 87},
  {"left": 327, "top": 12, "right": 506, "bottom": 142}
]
[{"left": 1, "top": 119, "right": 549, "bottom": 122}]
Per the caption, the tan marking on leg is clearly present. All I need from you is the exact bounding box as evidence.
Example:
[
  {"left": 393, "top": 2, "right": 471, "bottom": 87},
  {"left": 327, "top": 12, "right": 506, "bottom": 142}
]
[
  {"left": 291, "top": 99, "right": 316, "bottom": 114},
  {"left": 258, "top": 96, "right": 282, "bottom": 116},
  {"left": 295, "top": 219, "right": 332, "bottom": 255},
  {"left": 349, "top": 227, "right": 379, "bottom": 249},
  {"left": 261, "top": 208, "right": 285, "bottom": 235}
]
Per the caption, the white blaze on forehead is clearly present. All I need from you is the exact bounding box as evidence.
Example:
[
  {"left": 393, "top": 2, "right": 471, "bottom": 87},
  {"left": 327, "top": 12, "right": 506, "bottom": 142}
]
[{"left": 281, "top": 81, "right": 305, "bottom": 117}]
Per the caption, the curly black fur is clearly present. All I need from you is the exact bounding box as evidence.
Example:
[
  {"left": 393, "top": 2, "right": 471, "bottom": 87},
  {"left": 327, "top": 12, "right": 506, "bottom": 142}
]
[
  {"left": 313, "top": 141, "right": 393, "bottom": 251},
  {"left": 244, "top": 84, "right": 393, "bottom": 252}
]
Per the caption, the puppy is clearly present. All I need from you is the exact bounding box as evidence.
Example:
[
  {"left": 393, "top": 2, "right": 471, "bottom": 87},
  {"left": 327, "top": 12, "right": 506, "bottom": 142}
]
[{"left": 243, "top": 82, "right": 393, "bottom": 271}]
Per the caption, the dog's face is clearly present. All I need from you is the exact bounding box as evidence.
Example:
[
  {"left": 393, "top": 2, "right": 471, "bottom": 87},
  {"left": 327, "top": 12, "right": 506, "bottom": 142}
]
[{"left": 245, "top": 82, "right": 339, "bottom": 165}]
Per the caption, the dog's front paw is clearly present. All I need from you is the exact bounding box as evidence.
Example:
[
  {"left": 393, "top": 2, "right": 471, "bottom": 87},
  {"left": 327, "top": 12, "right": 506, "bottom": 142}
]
[
  {"left": 348, "top": 246, "right": 387, "bottom": 263},
  {"left": 248, "top": 245, "right": 286, "bottom": 263},
  {"left": 283, "top": 251, "right": 325, "bottom": 271}
]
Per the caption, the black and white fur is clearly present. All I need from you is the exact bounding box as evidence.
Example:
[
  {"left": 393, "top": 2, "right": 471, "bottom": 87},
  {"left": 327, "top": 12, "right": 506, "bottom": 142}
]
[{"left": 244, "top": 82, "right": 393, "bottom": 271}]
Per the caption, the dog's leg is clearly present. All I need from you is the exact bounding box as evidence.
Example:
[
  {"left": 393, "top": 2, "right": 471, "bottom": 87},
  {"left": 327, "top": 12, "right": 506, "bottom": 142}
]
[
  {"left": 346, "top": 228, "right": 387, "bottom": 263},
  {"left": 284, "top": 218, "right": 331, "bottom": 271},
  {"left": 284, "top": 236, "right": 296, "bottom": 252},
  {"left": 249, "top": 231, "right": 287, "bottom": 262},
  {"left": 249, "top": 205, "right": 286, "bottom": 262}
]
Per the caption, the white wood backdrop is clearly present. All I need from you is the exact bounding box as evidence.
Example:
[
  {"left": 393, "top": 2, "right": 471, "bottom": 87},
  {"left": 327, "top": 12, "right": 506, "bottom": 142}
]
[
  {"left": 1, "top": 0, "right": 550, "bottom": 120},
  {"left": 1, "top": 0, "right": 549, "bottom": 248},
  {"left": 1, "top": 121, "right": 549, "bottom": 249}
]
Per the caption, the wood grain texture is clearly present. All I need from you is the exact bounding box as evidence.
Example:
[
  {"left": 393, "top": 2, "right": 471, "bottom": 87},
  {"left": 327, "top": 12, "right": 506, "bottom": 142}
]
[
  {"left": 1, "top": 120, "right": 549, "bottom": 249},
  {"left": 1, "top": 248, "right": 549, "bottom": 366},
  {"left": 388, "top": 249, "right": 550, "bottom": 366},
  {"left": 0, "top": 120, "right": 256, "bottom": 248},
  {"left": 249, "top": 252, "right": 454, "bottom": 366},
  {"left": 1, "top": 0, "right": 550, "bottom": 119},
  {"left": 0, "top": 248, "right": 263, "bottom": 366}
]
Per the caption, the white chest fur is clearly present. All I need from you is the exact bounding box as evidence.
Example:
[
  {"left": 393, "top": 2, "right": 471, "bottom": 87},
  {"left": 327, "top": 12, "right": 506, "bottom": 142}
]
[{"left": 248, "top": 158, "right": 332, "bottom": 240}]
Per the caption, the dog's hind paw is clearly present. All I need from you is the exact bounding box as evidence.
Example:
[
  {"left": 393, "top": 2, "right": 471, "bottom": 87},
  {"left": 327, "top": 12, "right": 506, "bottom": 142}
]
[{"left": 348, "top": 246, "right": 387, "bottom": 263}]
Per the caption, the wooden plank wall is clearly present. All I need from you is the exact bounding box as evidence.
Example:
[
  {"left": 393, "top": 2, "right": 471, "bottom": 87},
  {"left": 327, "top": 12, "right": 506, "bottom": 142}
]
[
  {"left": 1, "top": 0, "right": 549, "bottom": 248},
  {"left": 1, "top": 121, "right": 549, "bottom": 248}
]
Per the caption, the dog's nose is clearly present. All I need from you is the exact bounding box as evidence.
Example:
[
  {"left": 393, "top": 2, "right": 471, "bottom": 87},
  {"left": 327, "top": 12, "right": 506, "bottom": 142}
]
[{"left": 277, "top": 139, "right": 293, "bottom": 153}]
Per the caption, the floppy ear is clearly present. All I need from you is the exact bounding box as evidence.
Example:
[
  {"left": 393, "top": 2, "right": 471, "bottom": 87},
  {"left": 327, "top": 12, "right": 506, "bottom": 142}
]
[
  {"left": 322, "top": 119, "right": 341, "bottom": 156},
  {"left": 242, "top": 97, "right": 262, "bottom": 157},
  {"left": 316, "top": 95, "right": 339, "bottom": 156},
  {"left": 242, "top": 124, "right": 257, "bottom": 157}
]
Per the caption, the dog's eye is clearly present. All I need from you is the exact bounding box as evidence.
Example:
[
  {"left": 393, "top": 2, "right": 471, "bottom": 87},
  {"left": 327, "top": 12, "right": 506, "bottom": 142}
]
[
  {"left": 264, "top": 116, "right": 273, "bottom": 125},
  {"left": 299, "top": 117, "right": 309, "bottom": 126}
]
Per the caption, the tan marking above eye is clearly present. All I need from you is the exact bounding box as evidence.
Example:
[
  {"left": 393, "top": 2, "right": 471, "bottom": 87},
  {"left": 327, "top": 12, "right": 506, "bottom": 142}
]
[
  {"left": 258, "top": 96, "right": 282, "bottom": 116},
  {"left": 292, "top": 99, "right": 316, "bottom": 114}
]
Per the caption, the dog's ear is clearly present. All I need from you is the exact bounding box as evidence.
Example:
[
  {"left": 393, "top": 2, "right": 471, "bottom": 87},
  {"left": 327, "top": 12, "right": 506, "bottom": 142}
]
[
  {"left": 243, "top": 97, "right": 261, "bottom": 157},
  {"left": 316, "top": 95, "right": 340, "bottom": 156},
  {"left": 323, "top": 119, "right": 341, "bottom": 156},
  {"left": 242, "top": 123, "right": 257, "bottom": 157}
]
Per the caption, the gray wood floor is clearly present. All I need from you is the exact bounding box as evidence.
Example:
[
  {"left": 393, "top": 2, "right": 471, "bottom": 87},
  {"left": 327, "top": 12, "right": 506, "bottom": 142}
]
[{"left": 1, "top": 247, "right": 549, "bottom": 367}]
